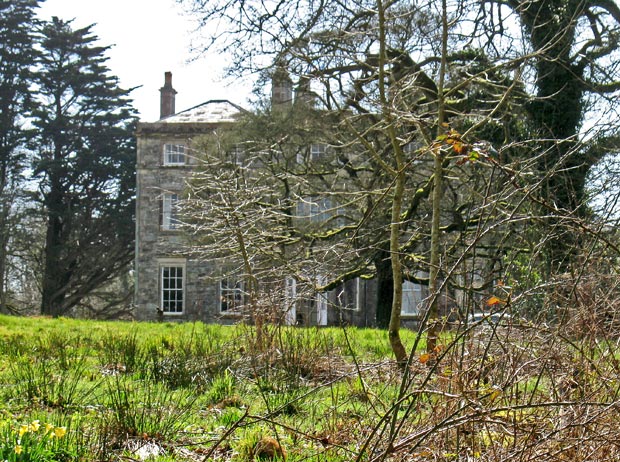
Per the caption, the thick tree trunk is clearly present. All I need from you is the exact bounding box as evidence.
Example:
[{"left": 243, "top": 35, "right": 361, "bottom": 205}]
[
  {"left": 41, "top": 213, "right": 65, "bottom": 317},
  {"left": 40, "top": 168, "right": 69, "bottom": 317},
  {"left": 374, "top": 248, "right": 393, "bottom": 329},
  {"left": 520, "top": 0, "right": 592, "bottom": 272}
]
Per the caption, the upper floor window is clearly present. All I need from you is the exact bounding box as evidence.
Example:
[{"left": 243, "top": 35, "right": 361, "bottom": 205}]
[
  {"left": 296, "top": 196, "right": 333, "bottom": 223},
  {"left": 163, "top": 144, "right": 186, "bottom": 166},
  {"left": 297, "top": 143, "right": 327, "bottom": 164},
  {"left": 229, "top": 144, "right": 245, "bottom": 166},
  {"left": 310, "top": 143, "right": 326, "bottom": 161},
  {"left": 160, "top": 263, "right": 184, "bottom": 314},
  {"left": 160, "top": 192, "right": 179, "bottom": 230}
]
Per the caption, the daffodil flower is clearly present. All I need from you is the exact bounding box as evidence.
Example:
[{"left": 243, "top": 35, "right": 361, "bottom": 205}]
[
  {"left": 14, "top": 445, "right": 23, "bottom": 454},
  {"left": 18, "top": 424, "right": 29, "bottom": 437},
  {"left": 53, "top": 426, "right": 67, "bottom": 438}
]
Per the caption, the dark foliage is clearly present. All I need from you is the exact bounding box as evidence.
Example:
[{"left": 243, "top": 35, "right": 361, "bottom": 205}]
[{"left": 31, "top": 17, "right": 137, "bottom": 316}]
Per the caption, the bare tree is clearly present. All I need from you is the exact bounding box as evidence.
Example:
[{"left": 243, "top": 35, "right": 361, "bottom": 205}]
[{"left": 178, "top": 0, "right": 619, "bottom": 361}]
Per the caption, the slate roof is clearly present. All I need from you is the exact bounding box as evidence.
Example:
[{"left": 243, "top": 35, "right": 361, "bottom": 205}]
[{"left": 159, "top": 100, "right": 245, "bottom": 124}]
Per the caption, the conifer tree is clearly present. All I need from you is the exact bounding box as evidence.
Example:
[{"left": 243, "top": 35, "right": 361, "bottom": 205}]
[
  {"left": 0, "top": 0, "right": 41, "bottom": 312},
  {"left": 32, "top": 17, "right": 137, "bottom": 317}
]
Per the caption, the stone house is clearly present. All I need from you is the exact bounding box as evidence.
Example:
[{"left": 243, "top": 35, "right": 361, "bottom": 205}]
[{"left": 134, "top": 72, "right": 429, "bottom": 325}]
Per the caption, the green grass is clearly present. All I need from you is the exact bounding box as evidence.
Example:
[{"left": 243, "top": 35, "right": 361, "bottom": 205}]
[{"left": 1, "top": 314, "right": 620, "bottom": 461}]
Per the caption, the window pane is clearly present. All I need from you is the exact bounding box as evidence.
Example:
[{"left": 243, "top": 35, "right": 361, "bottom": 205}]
[
  {"left": 161, "top": 265, "right": 184, "bottom": 314},
  {"left": 161, "top": 193, "right": 180, "bottom": 230},
  {"left": 402, "top": 281, "right": 421, "bottom": 315},
  {"left": 220, "top": 278, "right": 243, "bottom": 313},
  {"left": 163, "top": 144, "right": 186, "bottom": 165},
  {"left": 310, "top": 143, "right": 326, "bottom": 161}
]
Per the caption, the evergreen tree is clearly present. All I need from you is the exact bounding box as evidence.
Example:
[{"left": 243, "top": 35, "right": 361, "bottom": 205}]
[
  {"left": 0, "top": 0, "right": 41, "bottom": 312},
  {"left": 32, "top": 17, "right": 137, "bottom": 317}
]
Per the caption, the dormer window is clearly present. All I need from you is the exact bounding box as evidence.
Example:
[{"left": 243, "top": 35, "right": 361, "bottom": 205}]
[{"left": 163, "top": 144, "right": 186, "bottom": 166}]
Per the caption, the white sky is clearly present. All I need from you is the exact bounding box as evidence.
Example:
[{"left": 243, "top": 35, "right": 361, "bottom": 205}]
[{"left": 37, "top": 0, "right": 253, "bottom": 122}]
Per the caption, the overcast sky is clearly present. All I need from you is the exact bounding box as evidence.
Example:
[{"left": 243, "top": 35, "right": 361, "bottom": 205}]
[{"left": 37, "top": 0, "right": 252, "bottom": 121}]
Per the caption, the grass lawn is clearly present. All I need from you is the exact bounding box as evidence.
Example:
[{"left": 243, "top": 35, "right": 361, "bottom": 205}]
[{"left": 1, "top": 315, "right": 619, "bottom": 461}]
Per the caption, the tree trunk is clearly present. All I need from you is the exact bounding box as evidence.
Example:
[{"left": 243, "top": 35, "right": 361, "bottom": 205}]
[
  {"left": 374, "top": 248, "right": 393, "bottom": 329},
  {"left": 40, "top": 168, "right": 69, "bottom": 317},
  {"left": 41, "top": 214, "right": 65, "bottom": 317},
  {"left": 426, "top": 0, "right": 449, "bottom": 354},
  {"left": 520, "top": 0, "right": 590, "bottom": 272},
  {"left": 388, "top": 167, "right": 408, "bottom": 364},
  {"left": 0, "top": 199, "right": 9, "bottom": 312}
]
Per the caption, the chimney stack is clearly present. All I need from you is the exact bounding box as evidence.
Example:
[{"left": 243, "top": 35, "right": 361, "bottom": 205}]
[
  {"left": 295, "top": 75, "right": 315, "bottom": 107},
  {"left": 159, "top": 71, "right": 177, "bottom": 119},
  {"left": 271, "top": 65, "right": 293, "bottom": 110}
]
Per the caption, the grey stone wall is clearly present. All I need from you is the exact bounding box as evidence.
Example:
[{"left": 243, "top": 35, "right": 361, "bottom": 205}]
[
  {"left": 134, "top": 122, "right": 400, "bottom": 328},
  {"left": 135, "top": 129, "right": 214, "bottom": 322}
]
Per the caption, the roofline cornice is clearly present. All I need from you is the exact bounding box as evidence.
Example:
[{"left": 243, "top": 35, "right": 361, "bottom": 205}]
[{"left": 136, "top": 120, "right": 237, "bottom": 135}]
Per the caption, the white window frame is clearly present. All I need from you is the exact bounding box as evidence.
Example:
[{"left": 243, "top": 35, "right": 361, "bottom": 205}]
[
  {"left": 296, "top": 143, "right": 327, "bottom": 164},
  {"left": 161, "top": 192, "right": 179, "bottom": 230},
  {"left": 316, "top": 275, "right": 328, "bottom": 326},
  {"left": 220, "top": 278, "right": 244, "bottom": 314},
  {"left": 310, "top": 143, "right": 326, "bottom": 161},
  {"left": 229, "top": 144, "right": 245, "bottom": 166},
  {"left": 297, "top": 196, "right": 333, "bottom": 223},
  {"left": 284, "top": 277, "right": 297, "bottom": 325},
  {"left": 273, "top": 80, "right": 292, "bottom": 103},
  {"left": 159, "top": 260, "right": 185, "bottom": 315},
  {"left": 163, "top": 143, "right": 186, "bottom": 166},
  {"left": 402, "top": 280, "right": 423, "bottom": 316}
]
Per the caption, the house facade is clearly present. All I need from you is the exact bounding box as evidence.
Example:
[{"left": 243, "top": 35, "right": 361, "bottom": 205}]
[{"left": 134, "top": 72, "right": 429, "bottom": 325}]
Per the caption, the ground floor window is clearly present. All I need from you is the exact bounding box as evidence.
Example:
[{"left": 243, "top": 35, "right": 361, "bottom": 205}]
[
  {"left": 220, "top": 278, "right": 244, "bottom": 313},
  {"left": 160, "top": 263, "right": 185, "bottom": 314},
  {"left": 402, "top": 280, "right": 423, "bottom": 315},
  {"left": 334, "top": 277, "right": 361, "bottom": 311}
]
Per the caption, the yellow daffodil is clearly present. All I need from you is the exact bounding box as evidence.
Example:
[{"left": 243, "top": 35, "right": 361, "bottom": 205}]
[
  {"left": 45, "top": 422, "right": 54, "bottom": 433},
  {"left": 14, "top": 445, "right": 23, "bottom": 454},
  {"left": 53, "top": 426, "right": 67, "bottom": 438},
  {"left": 29, "top": 420, "right": 40, "bottom": 432},
  {"left": 18, "top": 424, "right": 29, "bottom": 437}
]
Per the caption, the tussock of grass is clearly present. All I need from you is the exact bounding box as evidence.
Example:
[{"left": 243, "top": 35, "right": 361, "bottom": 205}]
[{"left": 1, "top": 314, "right": 620, "bottom": 461}]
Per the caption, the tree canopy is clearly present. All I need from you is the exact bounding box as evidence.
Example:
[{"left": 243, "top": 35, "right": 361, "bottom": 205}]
[
  {"left": 31, "top": 17, "right": 137, "bottom": 317},
  {"left": 0, "top": 9, "right": 138, "bottom": 317},
  {"left": 0, "top": 0, "right": 41, "bottom": 312}
]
